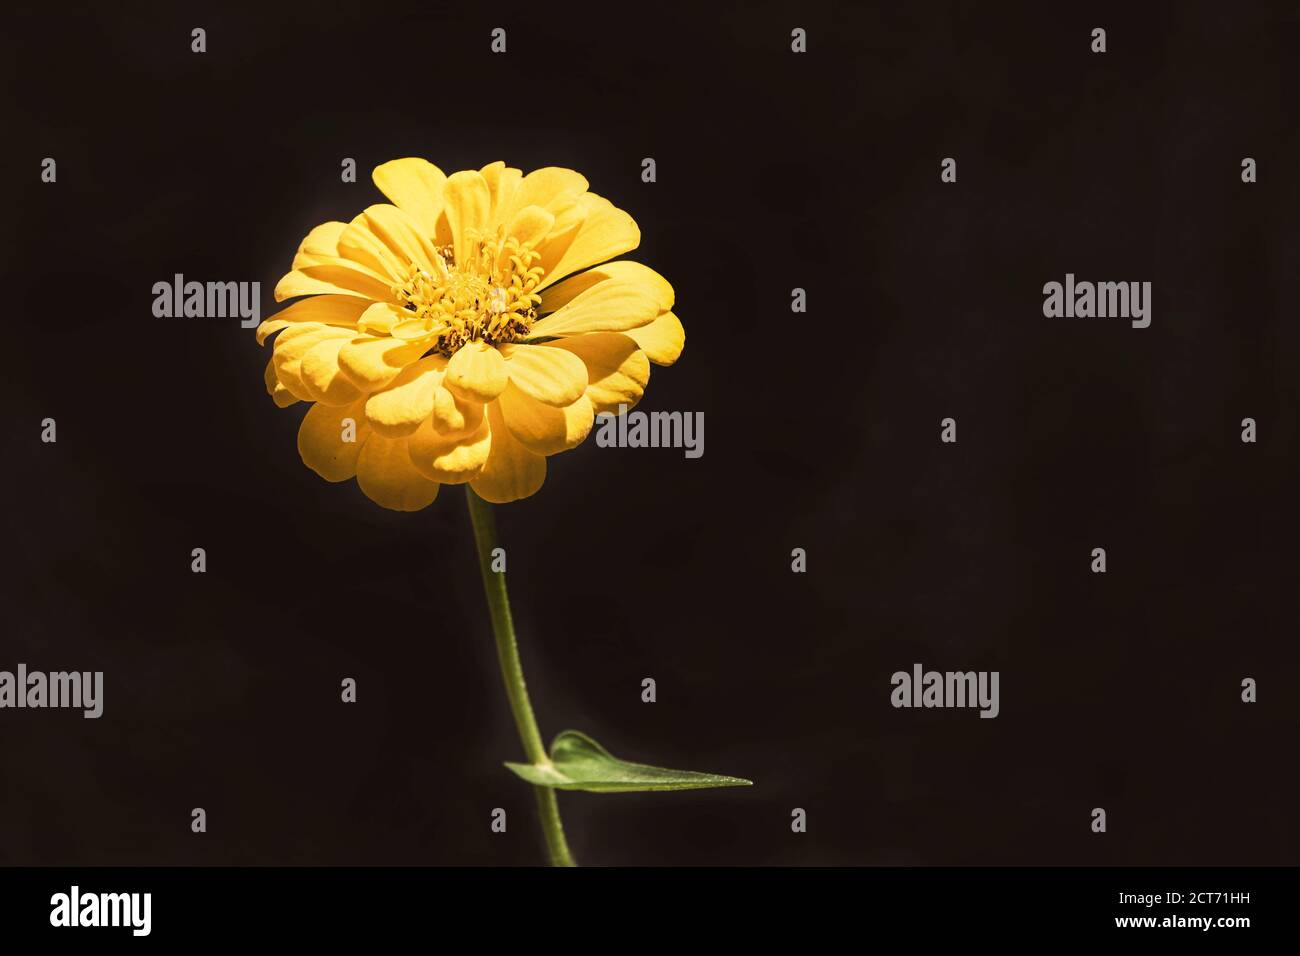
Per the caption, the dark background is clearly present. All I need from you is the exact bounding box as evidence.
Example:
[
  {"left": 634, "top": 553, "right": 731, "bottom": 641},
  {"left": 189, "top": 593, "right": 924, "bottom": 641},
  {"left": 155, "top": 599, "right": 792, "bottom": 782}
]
[{"left": 6, "top": 0, "right": 1297, "bottom": 866}]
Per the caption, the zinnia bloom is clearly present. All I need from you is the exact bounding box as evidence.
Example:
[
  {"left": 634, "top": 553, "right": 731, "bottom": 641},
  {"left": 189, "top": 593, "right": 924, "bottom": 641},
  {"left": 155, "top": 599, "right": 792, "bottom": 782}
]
[{"left": 258, "top": 160, "right": 683, "bottom": 510}]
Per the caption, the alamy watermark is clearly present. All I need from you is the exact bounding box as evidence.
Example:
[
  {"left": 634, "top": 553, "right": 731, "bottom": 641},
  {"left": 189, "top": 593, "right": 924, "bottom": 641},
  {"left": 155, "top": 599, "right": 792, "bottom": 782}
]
[
  {"left": 890, "top": 663, "right": 999, "bottom": 718},
  {"left": 594, "top": 404, "right": 704, "bottom": 459},
  {"left": 0, "top": 664, "right": 103, "bottom": 718},
  {"left": 50, "top": 886, "right": 150, "bottom": 936},
  {"left": 152, "top": 273, "right": 261, "bottom": 328},
  {"left": 1043, "top": 273, "right": 1151, "bottom": 328}
]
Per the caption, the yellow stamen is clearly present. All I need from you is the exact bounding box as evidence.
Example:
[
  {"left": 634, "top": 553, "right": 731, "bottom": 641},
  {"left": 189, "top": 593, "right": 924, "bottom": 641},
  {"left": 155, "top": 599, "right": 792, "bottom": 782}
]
[{"left": 391, "top": 229, "right": 544, "bottom": 356}]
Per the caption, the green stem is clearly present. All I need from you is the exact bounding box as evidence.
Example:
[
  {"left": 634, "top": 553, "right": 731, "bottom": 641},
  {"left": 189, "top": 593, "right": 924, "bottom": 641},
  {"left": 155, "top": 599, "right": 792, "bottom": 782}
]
[{"left": 465, "top": 486, "right": 576, "bottom": 868}]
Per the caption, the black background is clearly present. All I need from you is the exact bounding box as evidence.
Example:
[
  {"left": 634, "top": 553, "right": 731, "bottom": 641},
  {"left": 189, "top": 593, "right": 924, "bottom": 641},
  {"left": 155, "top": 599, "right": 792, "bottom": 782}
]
[{"left": 6, "top": 0, "right": 1297, "bottom": 866}]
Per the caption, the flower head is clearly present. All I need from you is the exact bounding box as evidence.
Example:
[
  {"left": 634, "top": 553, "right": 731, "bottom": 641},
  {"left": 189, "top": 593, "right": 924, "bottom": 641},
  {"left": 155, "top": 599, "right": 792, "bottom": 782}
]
[{"left": 259, "top": 160, "right": 684, "bottom": 509}]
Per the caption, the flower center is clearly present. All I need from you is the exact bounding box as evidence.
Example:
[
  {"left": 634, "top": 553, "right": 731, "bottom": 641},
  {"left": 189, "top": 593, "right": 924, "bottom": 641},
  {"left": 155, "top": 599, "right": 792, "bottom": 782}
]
[{"left": 391, "top": 228, "right": 544, "bottom": 356}]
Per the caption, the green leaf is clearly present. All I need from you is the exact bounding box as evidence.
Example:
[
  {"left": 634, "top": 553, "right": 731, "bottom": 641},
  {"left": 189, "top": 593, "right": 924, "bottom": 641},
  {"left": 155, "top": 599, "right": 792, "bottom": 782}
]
[{"left": 505, "top": 730, "right": 753, "bottom": 793}]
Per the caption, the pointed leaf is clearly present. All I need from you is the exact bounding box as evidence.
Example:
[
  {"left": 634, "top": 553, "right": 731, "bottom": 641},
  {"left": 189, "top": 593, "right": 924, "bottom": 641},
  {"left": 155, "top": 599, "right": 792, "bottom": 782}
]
[{"left": 505, "top": 730, "right": 753, "bottom": 793}]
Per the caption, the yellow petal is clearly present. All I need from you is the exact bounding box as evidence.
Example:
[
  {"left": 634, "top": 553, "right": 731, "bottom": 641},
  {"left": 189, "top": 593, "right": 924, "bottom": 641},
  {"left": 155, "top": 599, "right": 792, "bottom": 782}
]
[
  {"left": 337, "top": 216, "right": 408, "bottom": 281},
  {"left": 501, "top": 342, "right": 588, "bottom": 407},
  {"left": 481, "top": 161, "right": 523, "bottom": 225},
  {"left": 372, "top": 158, "right": 447, "bottom": 238},
  {"left": 291, "top": 221, "right": 348, "bottom": 270},
  {"left": 547, "top": 332, "right": 650, "bottom": 414},
  {"left": 444, "top": 340, "right": 508, "bottom": 402},
  {"left": 443, "top": 170, "right": 492, "bottom": 267},
  {"left": 355, "top": 204, "right": 439, "bottom": 274},
  {"left": 337, "top": 325, "right": 430, "bottom": 391},
  {"left": 275, "top": 259, "right": 394, "bottom": 303},
  {"left": 363, "top": 356, "right": 445, "bottom": 437},
  {"left": 536, "top": 193, "right": 640, "bottom": 289},
  {"left": 273, "top": 324, "right": 357, "bottom": 401},
  {"left": 527, "top": 276, "right": 659, "bottom": 338},
  {"left": 507, "top": 167, "right": 589, "bottom": 220},
  {"left": 536, "top": 203, "right": 585, "bottom": 263},
  {"left": 301, "top": 336, "right": 366, "bottom": 406},
  {"left": 272, "top": 384, "right": 299, "bottom": 408},
  {"left": 505, "top": 204, "right": 556, "bottom": 252},
  {"left": 624, "top": 311, "right": 685, "bottom": 365},
  {"left": 357, "top": 303, "right": 404, "bottom": 336},
  {"left": 356, "top": 432, "right": 440, "bottom": 511},
  {"left": 389, "top": 318, "right": 433, "bottom": 340},
  {"left": 431, "top": 384, "right": 485, "bottom": 437},
  {"left": 298, "top": 398, "right": 368, "bottom": 482},
  {"left": 407, "top": 414, "right": 492, "bottom": 484},
  {"left": 264, "top": 357, "right": 300, "bottom": 407},
  {"left": 539, "top": 260, "right": 674, "bottom": 315},
  {"left": 256, "top": 294, "right": 370, "bottom": 346},
  {"left": 498, "top": 385, "right": 594, "bottom": 456},
  {"left": 470, "top": 400, "right": 546, "bottom": 503}
]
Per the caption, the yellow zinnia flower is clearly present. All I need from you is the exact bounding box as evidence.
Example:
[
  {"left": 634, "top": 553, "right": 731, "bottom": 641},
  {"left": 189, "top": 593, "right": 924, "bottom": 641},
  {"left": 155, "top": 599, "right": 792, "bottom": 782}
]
[{"left": 258, "top": 159, "right": 684, "bottom": 510}]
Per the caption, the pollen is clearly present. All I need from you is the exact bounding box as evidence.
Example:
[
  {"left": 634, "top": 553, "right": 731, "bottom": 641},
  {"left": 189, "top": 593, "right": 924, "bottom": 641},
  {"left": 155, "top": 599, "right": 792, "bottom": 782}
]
[{"left": 391, "top": 229, "right": 545, "bottom": 356}]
